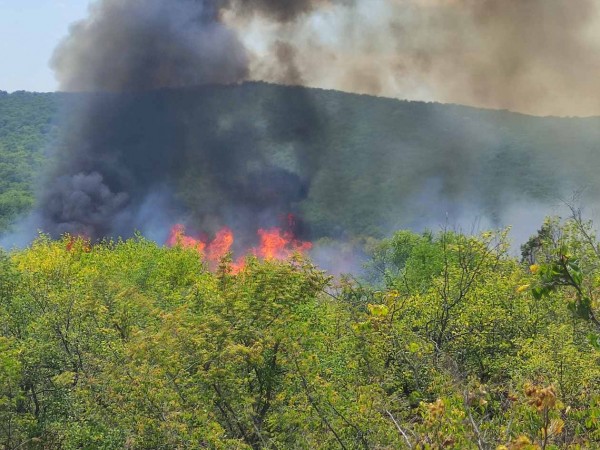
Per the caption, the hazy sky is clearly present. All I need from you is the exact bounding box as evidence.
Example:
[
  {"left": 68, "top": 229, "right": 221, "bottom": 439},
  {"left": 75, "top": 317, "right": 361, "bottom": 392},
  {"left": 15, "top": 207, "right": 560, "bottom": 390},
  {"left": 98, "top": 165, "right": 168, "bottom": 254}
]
[{"left": 0, "top": 0, "right": 91, "bottom": 92}]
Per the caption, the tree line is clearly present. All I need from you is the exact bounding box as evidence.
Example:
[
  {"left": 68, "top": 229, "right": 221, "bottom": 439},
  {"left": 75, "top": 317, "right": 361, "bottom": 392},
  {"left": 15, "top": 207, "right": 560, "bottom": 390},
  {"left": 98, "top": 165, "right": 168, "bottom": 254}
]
[{"left": 1, "top": 214, "right": 600, "bottom": 449}]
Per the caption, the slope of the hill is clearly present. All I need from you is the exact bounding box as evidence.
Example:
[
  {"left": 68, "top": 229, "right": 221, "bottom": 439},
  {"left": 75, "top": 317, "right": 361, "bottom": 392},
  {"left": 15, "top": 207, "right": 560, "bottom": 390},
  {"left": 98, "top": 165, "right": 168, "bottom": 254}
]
[
  {"left": 2, "top": 83, "right": 600, "bottom": 239},
  {"left": 0, "top": 91, "right": 58, "bottom": 230}
]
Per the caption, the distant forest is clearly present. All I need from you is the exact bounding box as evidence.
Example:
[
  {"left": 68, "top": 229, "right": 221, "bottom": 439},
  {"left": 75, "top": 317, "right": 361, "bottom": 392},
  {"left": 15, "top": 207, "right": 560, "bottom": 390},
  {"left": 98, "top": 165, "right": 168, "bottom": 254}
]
[
  {"left": 1, "top": 83, "right": 600, "bottom": 238},
  {"left": 0, "top": 91, "right": 57, "bottom": 231}
]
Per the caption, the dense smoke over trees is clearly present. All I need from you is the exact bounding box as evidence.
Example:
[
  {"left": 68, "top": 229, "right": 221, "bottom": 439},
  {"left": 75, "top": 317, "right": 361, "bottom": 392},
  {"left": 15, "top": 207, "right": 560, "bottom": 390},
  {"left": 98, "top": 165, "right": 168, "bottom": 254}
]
[
  {"left": 9, "top": 0, "right": 600, "bottom": 243},
  {"left": 42, "top": 0, "right": 330, "bottom": 240},
  {"left": 13, "top": 84, "right": 599, "bottom": 247}
]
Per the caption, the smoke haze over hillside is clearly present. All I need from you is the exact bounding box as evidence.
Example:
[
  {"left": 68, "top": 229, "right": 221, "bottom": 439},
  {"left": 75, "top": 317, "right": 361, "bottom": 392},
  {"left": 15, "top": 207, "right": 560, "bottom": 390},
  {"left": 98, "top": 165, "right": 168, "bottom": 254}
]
[
  {"left": 2, "top": 0, "right": 600, "bottom": 263},
  {"left": 236, "top": 0, "right": 600, "bottom": 117}
]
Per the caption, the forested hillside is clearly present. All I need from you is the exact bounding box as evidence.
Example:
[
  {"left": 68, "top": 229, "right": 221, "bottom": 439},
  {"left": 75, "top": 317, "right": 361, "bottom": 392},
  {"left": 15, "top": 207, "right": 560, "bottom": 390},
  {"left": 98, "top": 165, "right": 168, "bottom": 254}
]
[
  {"left": 0, "top": 91, "right": 58, "bottom": 231},
  {"left": 2, "top": 84, "right": 600, "bottom": 240},
  {"left": 1, "top": 216, "right": 600, "bottom": 448}
]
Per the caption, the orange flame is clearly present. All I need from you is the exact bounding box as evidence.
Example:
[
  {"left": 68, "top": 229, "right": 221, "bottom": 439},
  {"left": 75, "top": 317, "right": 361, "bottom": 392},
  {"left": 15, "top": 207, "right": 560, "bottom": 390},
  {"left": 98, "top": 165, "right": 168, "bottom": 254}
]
[
  {"left": 167, "top": 224, "right": 206, "bottom": 253},
  {"left": 254, "top": 228, "right": 313, "bottom": 260},
  {"left": 66, "top": 234, "right": 91, "bottom": 253},
  {"left": 166, "top": 219, "right": 311, "bottom": 272},
  {"left": 207, "top": 227, "right": 234, "bottom": 261}
]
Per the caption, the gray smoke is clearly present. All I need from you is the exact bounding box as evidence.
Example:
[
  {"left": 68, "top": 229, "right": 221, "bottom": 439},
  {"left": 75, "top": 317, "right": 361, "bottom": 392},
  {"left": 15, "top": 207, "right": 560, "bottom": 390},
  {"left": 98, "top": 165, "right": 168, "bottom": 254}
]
[
  {"left": 51, "top": 0, "right": 248, "bottom": 92},
  {"left": 224, "top": 0, "right": 332, "bottom": 22},
  {"left": 44, "top": 172, "right": 129, "bottom": 237},
  {"left": 240, "top": 0, "right": 600, "bottom": 117}
]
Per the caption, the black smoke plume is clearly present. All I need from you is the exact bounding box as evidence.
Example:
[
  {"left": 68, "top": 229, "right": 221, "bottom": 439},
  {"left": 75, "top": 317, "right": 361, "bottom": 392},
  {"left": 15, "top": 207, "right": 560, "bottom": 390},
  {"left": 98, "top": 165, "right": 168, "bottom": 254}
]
[{"left": 41, "top": 0, "right": 326, "bottom": 241}]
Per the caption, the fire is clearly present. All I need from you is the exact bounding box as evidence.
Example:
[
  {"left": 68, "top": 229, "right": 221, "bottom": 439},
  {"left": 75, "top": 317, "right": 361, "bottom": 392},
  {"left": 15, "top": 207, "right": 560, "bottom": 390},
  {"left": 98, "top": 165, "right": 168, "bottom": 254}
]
[
  {"left": 166, "top": 218, "right": 312, "bottom": 271},
  {"left": 66, "top": 234, "right": 91, "bottom": 253},
  {"left": 255, "top": 228, "right": 312, "bottom": 260},
  {"left": 167, "top": 224, "right": 206, "bottom": 253},
  {"left": 207, "top": 227, "right": 234, "bottom": 261}
]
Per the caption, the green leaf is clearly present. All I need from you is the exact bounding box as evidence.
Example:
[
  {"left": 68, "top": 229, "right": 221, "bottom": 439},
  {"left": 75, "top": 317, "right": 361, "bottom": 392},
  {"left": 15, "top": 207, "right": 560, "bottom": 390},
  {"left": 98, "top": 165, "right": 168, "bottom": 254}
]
[
  {"left": 588, "top": 333, "right": 600, "bottom": 350},
  {"left": 532, "top": 286, "right": 545, "bottom": 300}
]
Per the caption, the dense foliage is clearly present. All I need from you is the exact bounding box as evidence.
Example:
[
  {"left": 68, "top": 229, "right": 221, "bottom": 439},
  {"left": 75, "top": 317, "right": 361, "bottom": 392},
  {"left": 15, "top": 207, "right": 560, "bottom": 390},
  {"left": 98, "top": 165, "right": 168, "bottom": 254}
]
[
  {"left": 1, "top": 216, "right": 600, "bottom": 449},
  {"left": 0, "top": 91, "right": 58, "bottom": 231}
]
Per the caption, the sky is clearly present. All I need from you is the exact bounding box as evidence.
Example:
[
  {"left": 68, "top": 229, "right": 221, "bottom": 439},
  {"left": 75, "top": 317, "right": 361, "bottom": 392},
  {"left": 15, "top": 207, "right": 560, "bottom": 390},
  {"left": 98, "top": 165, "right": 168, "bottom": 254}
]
[
  {"left": 0, "top": 0, "right": 91, "bottom": 92},
  {"left": 1, "top": 0, "right": 600, "bottom": 116}
]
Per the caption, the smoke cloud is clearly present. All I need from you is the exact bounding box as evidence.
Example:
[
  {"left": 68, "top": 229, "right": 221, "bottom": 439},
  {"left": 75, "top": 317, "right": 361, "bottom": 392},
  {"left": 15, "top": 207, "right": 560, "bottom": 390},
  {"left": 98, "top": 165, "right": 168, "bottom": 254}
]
[
  {"left": 52, "top": 0, "right": 248, "bottom": 92},
  {"left": 239, "top": 0, "right": 600, "bottom": 117},
  {"left": 225, "top": 0, "right": 333, "bottom": 22},
  {"left": 38, "top": 0, "right": 336, "bottom": 241}
]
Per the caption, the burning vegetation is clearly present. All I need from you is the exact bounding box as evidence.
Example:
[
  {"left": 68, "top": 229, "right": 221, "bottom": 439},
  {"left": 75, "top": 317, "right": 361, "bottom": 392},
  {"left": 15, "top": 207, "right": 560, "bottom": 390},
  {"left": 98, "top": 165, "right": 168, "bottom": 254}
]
[{"left": 166, "top": 215, "right": 313, "bottom": 271}]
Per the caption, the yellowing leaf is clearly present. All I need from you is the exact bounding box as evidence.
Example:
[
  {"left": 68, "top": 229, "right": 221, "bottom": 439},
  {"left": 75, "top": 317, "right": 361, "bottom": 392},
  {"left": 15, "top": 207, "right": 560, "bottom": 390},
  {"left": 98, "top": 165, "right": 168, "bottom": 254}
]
[
  {"left": 367, "top": 303, "right": 389, "bottom": 317},
  {"left": 548, "top": 418, "right": 564, "bottom": 436}
]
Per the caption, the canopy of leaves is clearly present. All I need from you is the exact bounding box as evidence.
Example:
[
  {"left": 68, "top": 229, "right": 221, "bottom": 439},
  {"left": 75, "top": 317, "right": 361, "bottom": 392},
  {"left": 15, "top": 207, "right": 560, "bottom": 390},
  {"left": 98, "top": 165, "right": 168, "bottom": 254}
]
[{"left": 1, "top": 223, "right": 600, "bottom": 449}]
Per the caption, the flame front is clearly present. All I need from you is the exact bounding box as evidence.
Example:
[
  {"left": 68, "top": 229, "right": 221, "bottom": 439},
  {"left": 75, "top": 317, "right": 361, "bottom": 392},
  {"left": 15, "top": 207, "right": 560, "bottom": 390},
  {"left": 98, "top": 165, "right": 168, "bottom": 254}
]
[{"left": 166, "top": 219, "right": 311, "bottom": 271}]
